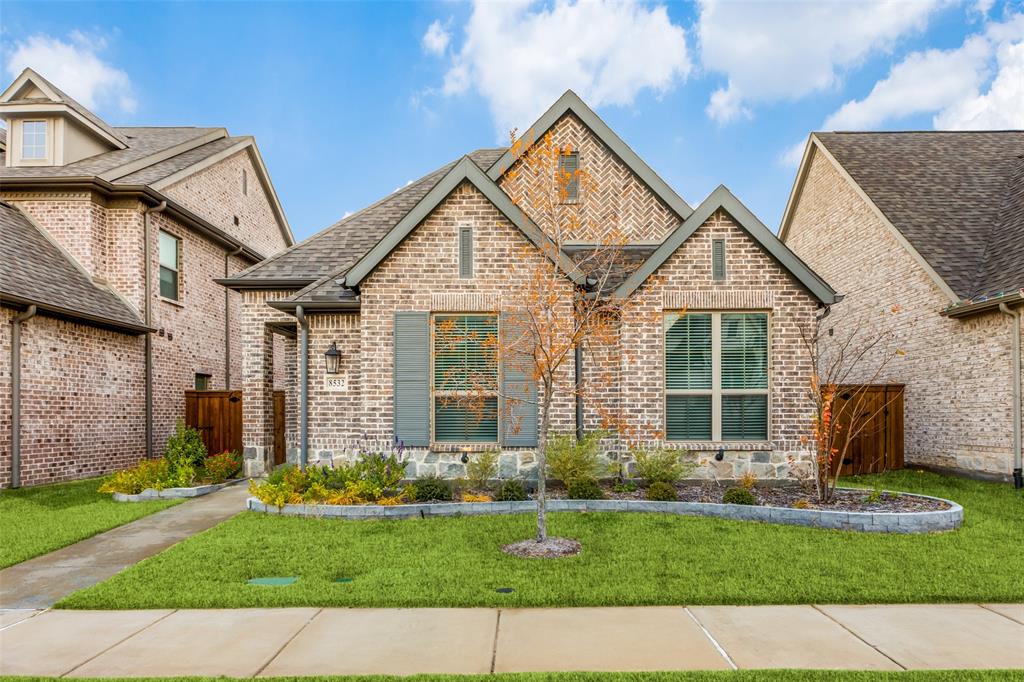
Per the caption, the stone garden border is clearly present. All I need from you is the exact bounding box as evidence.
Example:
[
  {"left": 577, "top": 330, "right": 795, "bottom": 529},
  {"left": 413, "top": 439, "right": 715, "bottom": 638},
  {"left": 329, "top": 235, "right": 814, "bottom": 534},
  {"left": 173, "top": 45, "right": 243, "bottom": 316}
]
[
  {"left": 245, "top": 488, "right": 962, "bottom": 533},
  {"left": 113, "top": 479, "right": 243, "bottom": 502}
]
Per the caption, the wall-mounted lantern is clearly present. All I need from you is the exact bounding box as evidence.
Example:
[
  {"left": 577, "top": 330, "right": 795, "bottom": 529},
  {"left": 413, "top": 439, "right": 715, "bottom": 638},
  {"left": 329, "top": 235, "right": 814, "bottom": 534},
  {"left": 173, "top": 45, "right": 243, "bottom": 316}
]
[{"left": 324, "top": 342, "right": 341, "bottom": 374}]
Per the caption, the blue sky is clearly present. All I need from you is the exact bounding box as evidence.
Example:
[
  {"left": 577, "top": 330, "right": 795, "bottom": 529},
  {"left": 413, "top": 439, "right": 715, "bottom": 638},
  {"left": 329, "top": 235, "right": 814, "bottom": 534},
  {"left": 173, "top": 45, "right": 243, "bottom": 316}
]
[{"left": 2, "top": 1, "right": 1021, "bottom": 241}]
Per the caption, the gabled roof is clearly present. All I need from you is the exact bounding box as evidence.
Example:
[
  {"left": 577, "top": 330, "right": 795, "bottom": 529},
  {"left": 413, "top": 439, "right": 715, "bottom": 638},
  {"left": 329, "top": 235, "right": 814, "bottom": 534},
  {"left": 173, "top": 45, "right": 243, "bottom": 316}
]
[
  {"left": 342, "top": 156, "right": 585, "bottom": 287},
  {"left": 781, "top": 131, "right": 1024, "bottom": 301},
  {"left": 616, "top": 185, "right": 839, "bottom": 305},
  {"left": 486, "top": 90, "right": 693, "bottom": 221},
  {"left": 0, "top": 68, "right": 129, "bottom": 148},
  {"left": 0, "top": 201, "right": 148, "bottom": 333}
]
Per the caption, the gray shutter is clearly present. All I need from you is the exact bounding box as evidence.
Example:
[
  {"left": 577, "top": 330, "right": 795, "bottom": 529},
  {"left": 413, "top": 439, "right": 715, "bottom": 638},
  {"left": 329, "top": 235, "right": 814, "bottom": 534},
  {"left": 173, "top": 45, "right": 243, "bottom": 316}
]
[
  {"left": 501, "top": 312, "right": 538, "bottom": 446},
  {"left": 712, "top": 239, "right": 726, "bottom": 281},
  {"left": 459, "top": 226, "right": 473, "bottom": 278},
  {"left": 393, "top": 311, "right": 430, "bottom": 446}
]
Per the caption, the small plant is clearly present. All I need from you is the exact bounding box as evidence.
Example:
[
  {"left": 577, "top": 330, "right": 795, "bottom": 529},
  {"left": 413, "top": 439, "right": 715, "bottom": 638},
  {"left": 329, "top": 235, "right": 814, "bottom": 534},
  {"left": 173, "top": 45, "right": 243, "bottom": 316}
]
[
  {"left": 408, "top": 473, "right": 453, "bottom": 502},
  {"left": 722, "top": 487, "right": 757, "bottom": 505},
  {"left": 203, "top": 451, "right": 241, "bottom": 484},
  {"left": 164, "top": 420, "right": 208, "bottom": 470},
  {"left": 355, "top": 452, "right": 405, "bottom": 493},
  {"left": 792, "top": 498, "right": 811, "bottom": 509},
  {"left": 738, "top": 470, "right": 758, "bottom": 491},
  {"left": 462, "top": 492, "right": 493, "bottom": 503},
  {"left": 466, "top": 451, "right": 499, "bottom": 492},
  {"left": 864, "top": 488, "right": 884, "bottom": 504},
  {"left": 546, "top": 431, "right": 607, "bottom": 487},
  {"left": 98, "top": 459, "right": 172, "bottom": 494},
  {"left": 632, "top": 446, "right": 695, "bottom": 485},
  {"left": 613, "top": 481, "right": 638, "bottom": 493},
  {"left": 646, "top": 480, "right": 677, "bottom": 501},
  {"left": 496, "top": 479, "right": 528, "bottom": 502},
  {"left": 566, "top": 477, "right": 604, "bottom": 500}
]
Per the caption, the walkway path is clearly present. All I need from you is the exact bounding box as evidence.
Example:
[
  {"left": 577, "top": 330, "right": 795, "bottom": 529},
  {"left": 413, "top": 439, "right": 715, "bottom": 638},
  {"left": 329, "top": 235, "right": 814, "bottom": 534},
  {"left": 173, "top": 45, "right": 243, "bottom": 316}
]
[
  {"left": 0, "top": 483, "right": 249, "bottom": 609},
  {"left": 1, "top": 604, "right": 1021, "bottom": 676}
]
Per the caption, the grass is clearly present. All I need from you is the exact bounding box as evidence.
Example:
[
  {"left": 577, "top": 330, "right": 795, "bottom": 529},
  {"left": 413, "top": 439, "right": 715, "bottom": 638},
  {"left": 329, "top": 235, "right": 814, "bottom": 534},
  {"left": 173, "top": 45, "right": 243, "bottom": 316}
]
[
  {"left": 0, "top": 477, "right": 180, "bottom": 569},
  {"left": 57, "top": 470, "right": 1023, "bottom": 609},
  {"left": 4, "top": 673, "right": 1022, "bottom": 682}
]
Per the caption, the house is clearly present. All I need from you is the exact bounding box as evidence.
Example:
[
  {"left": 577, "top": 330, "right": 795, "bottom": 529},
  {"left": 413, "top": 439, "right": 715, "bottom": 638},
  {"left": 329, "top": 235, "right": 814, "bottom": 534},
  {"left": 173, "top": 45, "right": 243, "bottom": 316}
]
[
  {"left": 221, "top": 91, "right": 839, "bottom": 481},
  {"left": 0, "top": 68, "right": 293, "bottom": 487},
  {"left": 781, "top": 131, "right": 1023, "bottom": 484}
]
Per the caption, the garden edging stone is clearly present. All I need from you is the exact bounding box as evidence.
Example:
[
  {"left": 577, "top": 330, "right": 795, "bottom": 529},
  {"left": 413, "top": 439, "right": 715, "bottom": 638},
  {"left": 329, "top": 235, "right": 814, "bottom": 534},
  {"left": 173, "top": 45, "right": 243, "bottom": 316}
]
[
  {"left": 245, "top": 487, "right": 963, "bottom": 533},
  {"left": 113, "top": 479, "right": 244, "bottom": 502}
]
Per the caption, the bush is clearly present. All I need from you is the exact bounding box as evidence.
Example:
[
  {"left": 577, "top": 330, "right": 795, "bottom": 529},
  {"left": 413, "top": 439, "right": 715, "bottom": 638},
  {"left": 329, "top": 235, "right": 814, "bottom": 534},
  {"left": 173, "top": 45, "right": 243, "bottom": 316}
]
[
  {"left": 98, "top": 459, "right": 172, "bottom": 494},
  {"left": 164, "top": 420, "right": 207, "bottom": 470},
  {"left": 203, "top": 451, "right": 241, "bottom": 484},
  {"left": 496, "top": 479, "right": 528, "bottom": 501},
  {"left": 461, "top": 492, "right": 493, "bottom": 503},
  {"left": 307, "top": 463, "right": 360, "bottom": 491},
  {"left": 354, "top": 452, "right": 405, "bottom": 494},
  {"left": 646, "top": 480, "right": 678, "bottom": 501},
  {"left": 722, "top": 487, "right": 757, "bottom": 505},
  {"left": 546, "top": 431, "right": 607, "bottom": 487},
  {"left": 407, "top": 473, "right": 453, "bottom": 502},
  {"left": 632, "top": 447, "right": 694, "bottom": 485},
  {"left": 466, "top": 451, "right": 499, "bottom": 491},
  {"left": 566, "top": 477, "right": 604, "bottom": 500}
]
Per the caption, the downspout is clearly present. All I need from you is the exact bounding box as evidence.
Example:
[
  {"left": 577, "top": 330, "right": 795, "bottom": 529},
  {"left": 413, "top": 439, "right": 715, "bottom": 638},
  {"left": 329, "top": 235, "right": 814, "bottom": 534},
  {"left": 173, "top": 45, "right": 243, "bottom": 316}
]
[
  {"left": 10, "top": 305, "right": 38, "bottom": 488},
  {"left": 223, "top": 245, "right": 243, "bottom": 389},
  {"left": 295, "top": 305, "right": 309, "bottom": 470},
  {"left": 574, "top": 343, "right": 584, "bottom": 441},
  {"left": 143, "top": 201, "right": 167, "bottom": 459},
  {"left": 998, "top": 303, "right": 1022, "bottom": 489}
]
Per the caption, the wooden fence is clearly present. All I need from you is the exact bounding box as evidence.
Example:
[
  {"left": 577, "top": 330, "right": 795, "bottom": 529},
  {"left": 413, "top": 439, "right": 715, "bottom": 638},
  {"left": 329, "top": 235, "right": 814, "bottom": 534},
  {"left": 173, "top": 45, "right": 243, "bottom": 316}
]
[
  {"left": 184, "top": 390, "right": 242, "bottom": 456},
  {"left": 832, "top": 384, "right": 904, "bottom": 475}
]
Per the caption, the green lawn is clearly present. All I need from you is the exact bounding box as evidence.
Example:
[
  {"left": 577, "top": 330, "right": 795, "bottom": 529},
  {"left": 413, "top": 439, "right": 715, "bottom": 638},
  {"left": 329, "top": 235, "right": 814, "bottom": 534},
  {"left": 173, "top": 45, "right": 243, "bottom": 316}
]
[
  {"left": 57, "top": 470, "right": 1023, "bottom": 609},
  {"left": 0, "top": 478, "right": 180, "bottom": 569}
]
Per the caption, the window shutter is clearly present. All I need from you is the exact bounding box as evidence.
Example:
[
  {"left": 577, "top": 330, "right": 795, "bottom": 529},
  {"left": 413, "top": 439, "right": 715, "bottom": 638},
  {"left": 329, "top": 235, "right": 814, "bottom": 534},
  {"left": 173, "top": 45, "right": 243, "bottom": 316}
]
[
  {"left": 665, "top": 313, "right": 712, "bottom": 390},
  {"left": 712, "top": 239, "right": 726, "bottom": 281},
  {"left": 394, "top": 311, "right": 430, "bottom": 446},
  {"left": 459, "top": 226, "right": 473, "bottom": 278},
  {"left": 721, "top": 395, "right": 768, "bottom": 440},
  {"left": 721, "top": 313, "right": 768, "bottom": 389},
  {"left": 501, "top": 312, "right": 538, "bottom": 446}
]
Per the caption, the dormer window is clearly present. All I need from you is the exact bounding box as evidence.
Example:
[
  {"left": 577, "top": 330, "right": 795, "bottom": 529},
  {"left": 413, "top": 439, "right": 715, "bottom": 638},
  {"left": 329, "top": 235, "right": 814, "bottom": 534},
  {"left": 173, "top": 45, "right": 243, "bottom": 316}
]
[{"left": 21, "top": 120, "right": 47, "bottom": 160}]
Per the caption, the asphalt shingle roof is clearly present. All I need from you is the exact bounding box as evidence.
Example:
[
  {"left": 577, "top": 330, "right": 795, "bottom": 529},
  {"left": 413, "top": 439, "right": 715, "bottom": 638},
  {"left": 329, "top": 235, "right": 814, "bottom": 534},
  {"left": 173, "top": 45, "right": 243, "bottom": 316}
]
[
  {"left": 115, "top": 135, "right": 249, "bottom": 185},
  {"left": 0, "top": 201, "right": 146, "bottom": 331},
  {"left": 816, "top": 131, "right": 1024, "bottom": 300}
]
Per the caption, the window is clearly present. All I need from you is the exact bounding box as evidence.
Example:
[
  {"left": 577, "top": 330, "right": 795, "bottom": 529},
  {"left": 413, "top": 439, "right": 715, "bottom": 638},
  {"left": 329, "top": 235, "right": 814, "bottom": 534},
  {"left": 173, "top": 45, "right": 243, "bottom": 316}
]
[
  {"left": 665, "top": 312, "right": 768, "bottom": 441},
  {"left": 242, "top": 169, "right": 248, "bottom": 196},
  {"left": 159, "top": 231, "right": 181, "bottom": 300},
  {"left": 712, "top": 239, "right": 726, "bottom": 281},
  {"left": 557, "top": 150, "right": 579, "bottom": 203},
  {"left": 459, "top": 226, "right": 473, "bottom": 278},
  {"left": 194, "top": 373, "right": 211, "bottom": 390},
  {"left": 432, "top": 314, "right": 498, "bottom": 442},
  {"left": 21, "top": 120, "right": 47, "bottom": 160}
]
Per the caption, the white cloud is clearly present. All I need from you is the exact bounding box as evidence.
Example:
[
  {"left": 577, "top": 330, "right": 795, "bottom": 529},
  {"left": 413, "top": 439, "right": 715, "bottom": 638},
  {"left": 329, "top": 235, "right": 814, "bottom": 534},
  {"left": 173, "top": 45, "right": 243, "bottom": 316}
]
[
  {"left": 437, "top": 0, "right": 691, "bottom": 138},
  {"left": 935, "top": 38, "right": 1024, "bottom": 129},
  {"left": 422, "top": 19, "right": 451, "bottom": 56},
  {"left": 5, "top": 31, "right": 136, "bottom": 114},
  {"left": 699, "top": 0, "right": 945, "bottom": 122}
]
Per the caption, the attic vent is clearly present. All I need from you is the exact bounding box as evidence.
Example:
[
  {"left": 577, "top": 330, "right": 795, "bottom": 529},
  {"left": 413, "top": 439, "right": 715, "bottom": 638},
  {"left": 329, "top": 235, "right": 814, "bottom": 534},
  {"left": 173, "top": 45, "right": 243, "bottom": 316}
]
[
  {"left": 459, "top": 226, "right": 473, "bottom": 278},
  {"left": 233, "top": 215, "right": 240, "bottom": 226},
  {"left": 558, "top": 151, "right": 579, "bottom": 203},
  {"left": 712, "top": 239, "right": 726, "bottom": 281}
]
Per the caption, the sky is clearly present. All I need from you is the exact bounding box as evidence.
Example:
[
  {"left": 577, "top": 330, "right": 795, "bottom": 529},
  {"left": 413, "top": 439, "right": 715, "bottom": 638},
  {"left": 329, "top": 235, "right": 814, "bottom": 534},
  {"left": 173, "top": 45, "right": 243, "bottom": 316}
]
[{"left": 2, "top": 0, "right": 1022, "bottom": 241}]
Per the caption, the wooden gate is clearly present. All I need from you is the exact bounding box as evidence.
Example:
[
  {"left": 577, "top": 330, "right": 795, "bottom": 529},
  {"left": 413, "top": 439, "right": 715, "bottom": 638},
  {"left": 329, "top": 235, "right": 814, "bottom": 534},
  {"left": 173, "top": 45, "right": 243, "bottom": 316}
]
[
  {"left": 184, "top": 390, "right": 242, "bottom": 456},
  {"left": 272, "top": 390, "right": 286, "bottom": 466},
  {"left": 832, "top": 384, "right": 904, "bottom": 475}
]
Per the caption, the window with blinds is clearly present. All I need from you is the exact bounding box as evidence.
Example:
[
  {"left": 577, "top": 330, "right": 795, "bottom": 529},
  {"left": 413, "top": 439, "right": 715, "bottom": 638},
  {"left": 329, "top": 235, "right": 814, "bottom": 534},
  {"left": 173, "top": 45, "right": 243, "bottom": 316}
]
[
  {"left": 432, "top": 314, "right": 499, "bottom": 442},
  {"left": 557, "top": 151, "right": 579, "bottom": 203},
  {"left": 665, "top": 311, "right": 769, "bottom": 441}
]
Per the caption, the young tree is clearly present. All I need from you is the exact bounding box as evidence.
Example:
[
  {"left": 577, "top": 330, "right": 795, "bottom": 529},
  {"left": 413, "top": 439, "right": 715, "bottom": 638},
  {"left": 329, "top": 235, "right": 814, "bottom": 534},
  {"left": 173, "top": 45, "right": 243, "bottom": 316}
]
[{"left": 799, "top": 305, "right": 908, "bottom": 503}]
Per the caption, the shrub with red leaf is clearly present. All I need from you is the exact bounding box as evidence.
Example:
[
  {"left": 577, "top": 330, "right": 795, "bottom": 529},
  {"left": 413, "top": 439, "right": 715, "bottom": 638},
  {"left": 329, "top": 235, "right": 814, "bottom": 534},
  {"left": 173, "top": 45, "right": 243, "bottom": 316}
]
[{"left": 204, "top": 451, "right": 242, "bottom": 484}]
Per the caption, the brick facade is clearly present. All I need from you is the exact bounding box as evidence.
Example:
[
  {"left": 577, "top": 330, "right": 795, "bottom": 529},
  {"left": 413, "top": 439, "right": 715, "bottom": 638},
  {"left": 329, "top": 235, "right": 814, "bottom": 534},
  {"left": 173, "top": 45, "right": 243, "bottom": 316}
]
[{"left": 784, "top": 149, "right": 1021, "bottom": 477}]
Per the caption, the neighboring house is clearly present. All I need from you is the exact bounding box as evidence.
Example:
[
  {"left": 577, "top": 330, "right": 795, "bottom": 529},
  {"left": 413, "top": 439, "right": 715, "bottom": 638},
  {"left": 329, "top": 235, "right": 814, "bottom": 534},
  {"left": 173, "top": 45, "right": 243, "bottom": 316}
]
[
  {"left": 782, "top": 131, "right": 1023, "bottom": 483},
  {"left": 223, "top": 91, "right": 838, "bottom": 481},
  {"left": 0, "top": 68, "right": 293, "bottom": 487}
]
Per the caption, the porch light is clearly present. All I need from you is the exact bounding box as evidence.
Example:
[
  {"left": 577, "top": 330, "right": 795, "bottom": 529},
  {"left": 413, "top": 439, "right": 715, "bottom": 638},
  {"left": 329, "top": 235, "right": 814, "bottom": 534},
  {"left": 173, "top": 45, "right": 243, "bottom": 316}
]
[{"left": 324, "top": 342, "right": 341, "bottom": 374}]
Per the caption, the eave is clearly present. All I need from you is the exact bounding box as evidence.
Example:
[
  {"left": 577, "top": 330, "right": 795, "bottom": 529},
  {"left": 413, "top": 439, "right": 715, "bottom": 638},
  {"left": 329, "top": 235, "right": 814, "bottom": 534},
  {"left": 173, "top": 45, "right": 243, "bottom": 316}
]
[
  {"left": 942, "top": 290, "right": 1024, "bottom": 318},
  {"left": 0, "top": 293, "right": 152, "bottom": 335}
]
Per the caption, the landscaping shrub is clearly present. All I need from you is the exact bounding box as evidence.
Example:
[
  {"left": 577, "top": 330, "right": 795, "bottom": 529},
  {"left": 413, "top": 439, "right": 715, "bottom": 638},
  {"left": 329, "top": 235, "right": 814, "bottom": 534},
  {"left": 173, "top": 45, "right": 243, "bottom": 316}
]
[
  {"left": 307, "top": 463, "right": 360, "bottom": 490},
  {"left": 546, "top": 431, "right": 607, "bottom": 487},
  {"left": 356, "top": 452, "right": 405, "bottom": 493},
  {"left": 632, "top": 446, "right": 694, "bottom": 486},
  {"left": 566, "top": 477, "right": 604, "bottom": 500},
  {"left": 646, "top": 480, "right": 678, "bottom": 501},
  {"left": 203, "top": 451, "right": 241, "bottom": 484},
  {"left": 99, "top": 459, "right": 172, "bottom": 494},
  {"left": 164, "top": 420, "right": 208, "bottom": 470},
  {"left": 465, "top": 451, "right": 499, "bottom": 491},
  {"left": 407, "top": 473, "right": 453, "bottom": 502},
  {"left": 496, "top": 478, "right": 528, "bottom": 501},
  {"left": 738, "top": 470, "right": 758, "bottom": 491},
  {"left": 722, "top": 487, "right": 757, "bottom": 505},
  {"left": 99, "top": 425, "right": 208, "bottom": 494},
  {"left": 461, "top": 492, "right": 493, "bottom": 503}
]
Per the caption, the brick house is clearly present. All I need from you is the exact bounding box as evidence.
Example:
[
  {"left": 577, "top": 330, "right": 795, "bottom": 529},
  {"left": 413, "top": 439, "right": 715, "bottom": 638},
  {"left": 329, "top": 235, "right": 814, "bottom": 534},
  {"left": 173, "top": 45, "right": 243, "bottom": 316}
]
[
  {"left": 223, "top": 91, "right": 838, "bottom": 481},
  {"left": 781, "top": 131, "right": 1023, "bottom": 483},
  {"left": 0, "top": 68, "right": 293, "bottom": 487}
]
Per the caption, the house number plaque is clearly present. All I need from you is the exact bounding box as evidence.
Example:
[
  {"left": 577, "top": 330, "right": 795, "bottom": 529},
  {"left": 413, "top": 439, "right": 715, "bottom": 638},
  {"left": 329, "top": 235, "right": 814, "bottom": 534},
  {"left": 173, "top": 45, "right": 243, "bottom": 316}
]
[{"left": 324, "top": 376, "right": 348, "bottom": 391}]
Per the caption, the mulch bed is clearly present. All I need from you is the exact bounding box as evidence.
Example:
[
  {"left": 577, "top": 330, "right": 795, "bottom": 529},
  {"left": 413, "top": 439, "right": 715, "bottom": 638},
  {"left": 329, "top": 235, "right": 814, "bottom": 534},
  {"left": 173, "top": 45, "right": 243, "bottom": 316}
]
[{"left": 502, "top": 537, "right": 582, "bottom": 558}]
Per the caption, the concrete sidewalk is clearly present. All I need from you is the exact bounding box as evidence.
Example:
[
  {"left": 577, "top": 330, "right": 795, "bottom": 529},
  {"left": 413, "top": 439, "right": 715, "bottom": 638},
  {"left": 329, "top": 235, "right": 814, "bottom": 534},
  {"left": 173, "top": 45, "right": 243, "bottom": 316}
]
[
  {"left": 1, "top": 604, "right": 1021, "bottom": 676},
  {"left": 0, "top": 482, "right": 249, "bottom": 610}
]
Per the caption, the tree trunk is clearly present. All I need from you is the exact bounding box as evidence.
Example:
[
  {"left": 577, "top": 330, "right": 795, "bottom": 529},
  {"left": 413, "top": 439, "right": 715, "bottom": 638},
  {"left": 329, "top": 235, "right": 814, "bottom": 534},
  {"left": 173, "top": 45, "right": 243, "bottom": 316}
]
[{"left": 536, "top": 398, "right": 552, "bottom": 542}]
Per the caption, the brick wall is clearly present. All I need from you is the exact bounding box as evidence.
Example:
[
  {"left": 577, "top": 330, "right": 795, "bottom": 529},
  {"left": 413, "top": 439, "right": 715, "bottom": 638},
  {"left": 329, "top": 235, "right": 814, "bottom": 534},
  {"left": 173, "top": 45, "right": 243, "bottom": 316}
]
[{"left": 785, "top": 148, "right": 1020, "bottom": 477}]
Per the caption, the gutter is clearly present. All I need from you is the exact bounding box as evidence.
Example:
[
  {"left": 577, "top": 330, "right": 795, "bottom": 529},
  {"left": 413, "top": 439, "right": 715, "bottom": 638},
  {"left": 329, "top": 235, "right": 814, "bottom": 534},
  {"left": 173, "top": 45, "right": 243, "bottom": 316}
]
[
  {"left": 143, "top": 201, "right": 168, "bottom": 460},
  {"left": 0, "top": 293, "right": 149, "bottom": 334},
  {"left": 224, "top": 245, "right": 244, "bottom": 389},
  {"left": 9, "top": 305, "right": 38, "bottom": 488},
  {"left": 575, "top": 343, "right": 584, "bottom": 441},
  {"left": 267, "top": 299, "right": 360, "bottom": 313},
  {"left": 295, "top": 305, "right": 309, "bottom": 470},
  {"left": 998, "top": 303, "right": 1022, "bottom": 489},
  {"left": 943, "top": 291, "right": 1024, "bottom": 318},
  {"left": 214, "top": 278, "right": 315, "bottom": 291}
]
